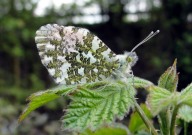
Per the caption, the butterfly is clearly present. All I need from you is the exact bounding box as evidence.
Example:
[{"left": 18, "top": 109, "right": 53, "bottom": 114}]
[{"left": 35, "top": 24, "right": 159, "bottom": 85}]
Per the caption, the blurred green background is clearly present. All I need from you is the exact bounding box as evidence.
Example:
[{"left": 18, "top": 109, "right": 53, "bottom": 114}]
[{"left": 0, "top": 0, "right": 192, "bottom": 134}]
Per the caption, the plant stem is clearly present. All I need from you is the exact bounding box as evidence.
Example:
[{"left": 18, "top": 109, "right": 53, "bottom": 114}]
[
  {"left": 158, "top": 110, "right": 170, "bottom": 135},
  {"left": 134, "top": 99, "right": 158, "bottom": 135},
  {"left": 184, "top": 121, "right": 187, "bottom": 135},
  {"left": 170, "top": 106, "right": 180, "bottom": 135}
]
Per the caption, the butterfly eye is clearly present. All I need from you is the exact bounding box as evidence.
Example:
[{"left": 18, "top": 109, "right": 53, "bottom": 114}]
[{"left": 126, "top": 56, "right": 132, "bottom": 63}]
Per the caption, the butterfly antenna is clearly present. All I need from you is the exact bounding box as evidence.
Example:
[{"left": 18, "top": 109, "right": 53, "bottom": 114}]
[{"left": 131, "top": 30, "right": 160, "bottom": 52}]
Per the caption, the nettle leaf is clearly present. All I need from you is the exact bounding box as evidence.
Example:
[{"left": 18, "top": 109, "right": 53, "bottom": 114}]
[
  {"left": 18, "top": 80, "right": 138, "bottom": 124},
  {"left": 62, "top": 81, "right": 136, "bottom": 131},
  {"left": 178, "top": 105, "right": 192, "bottom": 122},
  {"left": 127, "top": 77, "right": 153, "bottom": 89},
  {"left": 147, "top": 86, "right": 178, "bottom": 116},
  {"left": 179, "top": 83, "right": 192, "bottom": 106},
  {"left": 158, "top": 59, "right": 178, "bottom": 92},
  {"left": 128, "top": 104, "right": 152, "bottom": 133},
  {"left": 180, "top": 83, "right": 192, "bottom": 96},
  {"left": 19, "top": 84, "right": 76, "bottom": 122}
]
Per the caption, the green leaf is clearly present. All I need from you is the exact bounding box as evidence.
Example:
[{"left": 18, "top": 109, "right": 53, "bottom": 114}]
[
  {"left": 179, "top": 83, "right": 192, "bottom": 106},
  {"left": 180, "top": 83, "right": 192, "bottom": 95},
  {"left": 178, "top": 105, "right": 192, "bottom": 122},
  {"left": 158, "top": 111, "right": 170, "bottom": 135},
  {"left": 127, "top": 77, "right": 153, "bottom": 89},
  {"left": 81, "top": 124, "right": 128, "bottom": 135},
  {"left": 135, "top": 130, "right": 151, "bottom": 135},
  {"left": 158, "top": 59, "right": 178, "bottom": 92},
  {"left": 62, "top": 81, "right": 136, "bottom": 131},
  {"left": 147, "top": 86, "right": 177, "bottom": 116},
  {"left": 156, "top": 60, "right": 179, "bottom": 135},
  {"left": 128, "top": 104, "right": 152, "bottom": 133},
  {"left": 19, "top": 84, "right": 76, "bottom": 122}
]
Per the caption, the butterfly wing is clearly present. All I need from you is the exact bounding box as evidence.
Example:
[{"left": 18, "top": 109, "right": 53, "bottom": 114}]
[{"left": 35, "top": 24, "right": 120, "bottom": 85}]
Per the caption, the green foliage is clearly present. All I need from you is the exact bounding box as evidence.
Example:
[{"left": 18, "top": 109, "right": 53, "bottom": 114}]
[
  {"left": 158, "top": 60, "right": 178, "bottom": 92},
  {"left": 20, "top": 59, "right": 192, "bottom": 135},
  {"left": 178, "top": 105, "right": 192, "bottom": 122},
  {"left": 128, "top": 104, "right": 152, "bottom": 133},
  {"left": 146, "top": 60, "right": 192, "bottom": 135},
  {"left": 147, "top": 86, "right": 175, "bottom": 116},
  {"left": 127, "top": 77, "right": 153, "bottom": 89},
  {"left": 1, "top": 0, "right": 192, "bottom": 134},
  {"left": 19, "top": 77, "right": 153, "bottom": 132},
  {"left": 81, "top": 124, "right": 128, "bottom": 135},
  {"left": 178, "top": 83, "right": 192, "bottom": 122},
  {"left": 19, "top": 84, "right": 77, "bottom": 122},
  {"left": 62, "top": 82, "right": 135, "bottom": 131},
  {"left": 155, "top": 60, "right": 178, "bottom": 135}
]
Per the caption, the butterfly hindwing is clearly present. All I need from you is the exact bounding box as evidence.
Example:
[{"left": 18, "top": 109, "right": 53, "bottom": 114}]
[{"left": 35, "top": 24, "right": 121, "bottom": 85}]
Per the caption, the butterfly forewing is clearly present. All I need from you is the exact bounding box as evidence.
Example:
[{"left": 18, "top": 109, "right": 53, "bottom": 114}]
[{"left": 35, "top": 24, "right": 120, "bottom": 85}]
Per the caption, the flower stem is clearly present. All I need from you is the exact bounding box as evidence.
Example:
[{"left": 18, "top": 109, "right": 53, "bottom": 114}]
[
  {"left": 170, "top": 106, "right": 180, "bottom": 135},
  {"left": 184, "top": 121, "right": 187, "bottom": 135},
  {"left": 134, "top": 99, "right": 158, "bottom": 135}
]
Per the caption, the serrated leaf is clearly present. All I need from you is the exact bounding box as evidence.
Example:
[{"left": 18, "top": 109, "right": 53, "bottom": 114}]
[
  {"left": 19, "top": 84, "right": 76, "bottom": 122},
  {"left": 178, "top": 105, "right": 192, "bottom": 122},
  {"left": 179, "top": 83, "right": 192, "bottom": 106},
  {"left": 158, "top": 59, "right": 178, "bottom": 92},
  {"left": 128, "top": 104, "right": 152, "bottom": 133},
  {"left": 127, "top": 77, "right": 153, "bottom": 89},
  {"left": 180, "top": 83, "right": 192, "bottom": 95},
  {"left": 62, "top": 82, "right": 136, "bottom": 131},
  {"left": 81, "top": 124, "right": 128, "bottom": 135},
  {"left": 147, "top": 86, "right": 177, "bottom": 115}
]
